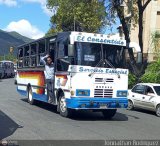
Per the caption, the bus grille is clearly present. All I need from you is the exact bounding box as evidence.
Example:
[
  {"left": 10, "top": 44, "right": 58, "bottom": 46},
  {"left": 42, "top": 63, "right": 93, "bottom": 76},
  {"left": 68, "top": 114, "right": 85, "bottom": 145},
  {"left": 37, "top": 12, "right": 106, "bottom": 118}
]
[
  {"left": 95, "top": 78, "right": 114, "bottom": 83},
  {"left": 94, "top": 89, "right": 113, "bottom": 98}
]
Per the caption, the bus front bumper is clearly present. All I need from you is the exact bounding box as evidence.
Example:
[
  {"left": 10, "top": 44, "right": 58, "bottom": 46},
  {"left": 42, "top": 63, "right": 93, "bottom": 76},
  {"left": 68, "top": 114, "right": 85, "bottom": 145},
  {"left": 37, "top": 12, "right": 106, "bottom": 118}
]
[{"left": 66, "top": 97, "right": 128, "bottom": 109}]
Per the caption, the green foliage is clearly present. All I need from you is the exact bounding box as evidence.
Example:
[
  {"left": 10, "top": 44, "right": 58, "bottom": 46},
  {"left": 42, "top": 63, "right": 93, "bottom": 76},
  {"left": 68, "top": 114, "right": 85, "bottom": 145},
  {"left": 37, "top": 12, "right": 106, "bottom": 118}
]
[
  {"left": 141, "top": 73, "right": 160, "bottom": 83},
  {"left": 8, "top": 31, "right": 33, "bottom": 43},
  {"left": 107, "top": 0, "right": 138, "bottom": 31},
  {"left": 106, "top": 0, "right": 152, "bottom": 75},
  {"left": 141, "top": 59, "right": 160, "bottom": 83},
  {"left": 128, "top": 72, "right": 137, "bottom": 89},
  {"left": 151, "top": 31, "right": 160, "bottom": 57},
  {"left": 47, "top": 0, "right": 107, "bottom": 33},
  {"left": 0, "top": 29, "right": 32, "bottom": 56},
  {"left": 46, "top": 28, "right": 57, "bottom": 37},
  {"left": 0, "top": 53, "right": 16, "bottom": 62}
]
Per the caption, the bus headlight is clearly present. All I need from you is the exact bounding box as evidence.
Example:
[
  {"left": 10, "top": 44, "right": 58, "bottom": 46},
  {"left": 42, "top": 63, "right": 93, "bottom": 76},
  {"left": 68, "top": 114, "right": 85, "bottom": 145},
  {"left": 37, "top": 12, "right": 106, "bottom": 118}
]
[
  {"left": 76, "top": 89, "right": 90, "bottom": 96},
  {"left": 117, "top": 91, "right": 128, "bottom": 97}
]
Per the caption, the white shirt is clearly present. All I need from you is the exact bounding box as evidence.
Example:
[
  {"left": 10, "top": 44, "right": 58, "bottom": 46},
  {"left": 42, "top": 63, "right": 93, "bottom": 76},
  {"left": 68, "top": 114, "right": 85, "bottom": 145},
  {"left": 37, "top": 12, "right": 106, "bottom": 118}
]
[{"left": 40, "top": 55, "right": 54, "bottom": 80}]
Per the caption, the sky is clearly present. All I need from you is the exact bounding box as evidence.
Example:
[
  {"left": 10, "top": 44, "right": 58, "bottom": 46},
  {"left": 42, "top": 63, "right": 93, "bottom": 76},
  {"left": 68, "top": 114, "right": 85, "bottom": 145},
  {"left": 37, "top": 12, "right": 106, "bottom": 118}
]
[
  {"left": 0, "top": 0, "right": 120, "bottom": 40},
  {"left": 0, "top": 0, "right": 54, "bottom": 39}
]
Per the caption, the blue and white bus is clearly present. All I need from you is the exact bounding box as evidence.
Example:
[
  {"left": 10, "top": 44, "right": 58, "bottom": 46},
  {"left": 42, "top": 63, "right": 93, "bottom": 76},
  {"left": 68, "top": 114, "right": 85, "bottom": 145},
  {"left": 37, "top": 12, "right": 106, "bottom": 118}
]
[{"left": 16, "top": 31, "right": 141, "bottom": 118}]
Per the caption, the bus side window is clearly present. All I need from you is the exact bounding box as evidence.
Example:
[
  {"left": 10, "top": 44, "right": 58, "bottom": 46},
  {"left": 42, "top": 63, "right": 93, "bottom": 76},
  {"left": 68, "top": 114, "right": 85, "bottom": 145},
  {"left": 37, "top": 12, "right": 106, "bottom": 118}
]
[
  {"left": 4, "top": 63, "right": 6, "bottom": 69},
  {"left": 7, "top": 63, "right": 9, "bottom": 69},
  {"left": 37, "top": 40, "right": 46, "bottom": 66},
  {"left": 6, "top": 63, "right": 8, "bottom": 69},
  {"left": 49, "top": 43, "right": 56, "bottom": 62},
  {"left": 57, "top": 43, "right": 70, "bottom": 71},
  {"left": 24, "top": 46, "right": 30, "bottom": 67},
  {"left": 11, "top": 63, "right": 14, "bottom": 69},
  {"left": 57, "top": 59, "right": 70, "bottom": 71},
  {"left": 2, "top": 63, "right": 5, "bottom": 68},
  {"left": 30, "top": 43, "right": 37, "bottom": 67},
  {"left": 7, "top": 62, "right": 10, "bottom": 69},
  {"left": 18, "top": 48, "right": 23, "bottom": 68}
]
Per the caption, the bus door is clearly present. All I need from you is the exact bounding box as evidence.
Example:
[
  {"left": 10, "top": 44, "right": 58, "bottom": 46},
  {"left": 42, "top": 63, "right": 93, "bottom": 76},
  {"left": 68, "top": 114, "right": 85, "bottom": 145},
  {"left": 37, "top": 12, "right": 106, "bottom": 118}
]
[{"left": 48, "top": 42, "right": 56, "bottom": 101}]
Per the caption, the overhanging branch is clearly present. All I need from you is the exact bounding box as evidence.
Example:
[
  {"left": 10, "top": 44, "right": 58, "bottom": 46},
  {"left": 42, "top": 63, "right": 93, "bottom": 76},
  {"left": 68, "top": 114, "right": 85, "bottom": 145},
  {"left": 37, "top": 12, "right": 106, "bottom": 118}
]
[{"left": 142, "top": 0, "right": 151, "bottom": 12}]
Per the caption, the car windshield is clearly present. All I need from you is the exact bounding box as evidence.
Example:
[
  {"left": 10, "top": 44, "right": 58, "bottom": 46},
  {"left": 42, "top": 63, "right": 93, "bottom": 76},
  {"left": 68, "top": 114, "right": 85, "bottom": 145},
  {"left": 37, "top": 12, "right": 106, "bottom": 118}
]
[{"left": 153, "top": 86, "right": 160, "bottom": 96}]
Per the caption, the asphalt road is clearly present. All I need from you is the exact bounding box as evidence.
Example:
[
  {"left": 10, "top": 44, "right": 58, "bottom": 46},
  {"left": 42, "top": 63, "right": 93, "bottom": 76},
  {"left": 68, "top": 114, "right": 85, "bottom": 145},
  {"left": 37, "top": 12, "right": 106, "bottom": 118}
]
[{"left": 0, "top": 78, "right": 160, "bottom": 140}]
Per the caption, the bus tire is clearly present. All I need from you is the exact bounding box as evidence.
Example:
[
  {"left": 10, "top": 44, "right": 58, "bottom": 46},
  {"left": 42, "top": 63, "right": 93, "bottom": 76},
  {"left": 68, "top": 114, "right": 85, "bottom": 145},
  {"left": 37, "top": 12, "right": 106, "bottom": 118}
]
[
  {"left": 27, "top": 86, "right": 35, "bottom": 105},
  {"left": 59, "top": 95, "right": 72, "bottom": 118},
  {"left": 57, "top": 101, "right": 60, "bottom": 113},
  {"left": 102, "top": 109, "right": 117, "bottom": 119}
]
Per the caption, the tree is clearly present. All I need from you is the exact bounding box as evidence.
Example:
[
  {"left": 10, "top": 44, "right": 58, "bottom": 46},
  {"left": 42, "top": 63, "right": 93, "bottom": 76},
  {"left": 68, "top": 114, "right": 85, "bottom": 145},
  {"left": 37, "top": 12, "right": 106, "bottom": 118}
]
[
  {"left": 0, "top": 54, "right": 16, "bottom": 62},
  {"left": 141, "top": 59, "right": 160, "bottom": 83},
  {"left": 0, "top": 46, "right": 16, "bottom": 62},
  {"left": 106, "top": 0, "right": 152, "bottom": 75},
  {"left": 46, "top": 0, "right": 107, "bottom": 34},
  {"left": 128, "top": 72, "right": 137, "bottom": 88},
  {"left": 107, "top": 0, "right": 138, "bottom": 75},
  {"left": 151, "top": 31, "right": 160, "bottom": 58},
  {"left": 137, "top": 0, "right": 152, "bottom": 62}
]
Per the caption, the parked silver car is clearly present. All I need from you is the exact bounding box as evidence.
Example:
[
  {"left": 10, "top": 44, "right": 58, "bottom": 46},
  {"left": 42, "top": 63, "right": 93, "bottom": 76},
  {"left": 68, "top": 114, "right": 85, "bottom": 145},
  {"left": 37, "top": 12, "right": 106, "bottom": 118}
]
[{"left": 128, "top": 83, "right": 160, "bottom": 117}]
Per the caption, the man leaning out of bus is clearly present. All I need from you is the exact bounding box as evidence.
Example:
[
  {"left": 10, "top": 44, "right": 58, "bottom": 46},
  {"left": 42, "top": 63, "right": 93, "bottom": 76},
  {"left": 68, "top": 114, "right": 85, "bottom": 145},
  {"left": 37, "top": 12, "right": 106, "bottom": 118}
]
[{"left": 41, "top": 54, "right": 54, "bottom": 103}]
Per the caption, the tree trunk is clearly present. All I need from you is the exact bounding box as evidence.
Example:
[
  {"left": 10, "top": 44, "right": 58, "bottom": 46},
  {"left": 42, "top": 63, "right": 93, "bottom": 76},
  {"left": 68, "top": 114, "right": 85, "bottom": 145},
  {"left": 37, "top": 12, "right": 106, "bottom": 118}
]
[
  {"left": 137, "top": 0, "right": 144, "bottom": 62},
  {"left": 116, "top": 7, "right": 139, "bottom": 76}
]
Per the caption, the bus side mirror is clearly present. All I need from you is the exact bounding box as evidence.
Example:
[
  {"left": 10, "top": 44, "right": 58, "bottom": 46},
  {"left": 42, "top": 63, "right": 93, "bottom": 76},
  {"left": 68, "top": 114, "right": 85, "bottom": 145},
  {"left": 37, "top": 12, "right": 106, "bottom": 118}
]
[
  {"left": 68, "top": 44, "right": 75, "bottom": 57},
  {"left": 137, "top": 52, "right": 142, "bottom": 63}
]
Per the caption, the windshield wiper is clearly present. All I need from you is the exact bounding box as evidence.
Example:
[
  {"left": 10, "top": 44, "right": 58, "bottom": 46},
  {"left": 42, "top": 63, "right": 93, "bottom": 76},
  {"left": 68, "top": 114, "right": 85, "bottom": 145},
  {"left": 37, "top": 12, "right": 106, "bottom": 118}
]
[
  {"left": 88, "top": 58, "right": 115, "bottom": 77},
  {"left": 88, "top": 44, "right": 120, "bottom": 78}
]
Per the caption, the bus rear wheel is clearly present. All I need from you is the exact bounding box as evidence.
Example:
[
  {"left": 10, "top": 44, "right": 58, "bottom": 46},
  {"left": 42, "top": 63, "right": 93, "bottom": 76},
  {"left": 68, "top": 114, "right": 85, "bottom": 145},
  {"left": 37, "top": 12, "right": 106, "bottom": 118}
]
[
  {"left": 59, "top": 95, "right": 72, "bottom": 118},
  {"left": 27, "top": 87, "right": 35, "bottom": 105},
  {"left": 102, "top": 109, "right": 117, "bottom": 119}
]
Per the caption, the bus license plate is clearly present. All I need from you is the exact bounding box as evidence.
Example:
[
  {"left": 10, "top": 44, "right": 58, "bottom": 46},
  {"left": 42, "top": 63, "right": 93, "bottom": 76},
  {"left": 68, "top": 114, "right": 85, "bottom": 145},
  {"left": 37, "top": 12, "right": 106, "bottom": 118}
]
[{"left": 100, "top": 104, "right": 107, "bottom": 109}]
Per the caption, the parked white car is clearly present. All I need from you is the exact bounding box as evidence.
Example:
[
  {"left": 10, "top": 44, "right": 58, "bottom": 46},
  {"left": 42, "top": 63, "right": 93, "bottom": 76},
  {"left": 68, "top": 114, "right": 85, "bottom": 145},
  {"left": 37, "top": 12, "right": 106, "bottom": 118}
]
[{"left": 128, "top": 83, "right": 160, "bottom": 117}]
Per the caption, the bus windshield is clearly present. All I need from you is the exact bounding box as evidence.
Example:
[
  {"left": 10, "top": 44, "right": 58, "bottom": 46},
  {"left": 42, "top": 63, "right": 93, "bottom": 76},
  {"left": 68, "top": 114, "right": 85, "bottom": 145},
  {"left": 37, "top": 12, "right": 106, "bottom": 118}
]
[{"left": 75, "top": 42, "right": 126, "bottom": 68}]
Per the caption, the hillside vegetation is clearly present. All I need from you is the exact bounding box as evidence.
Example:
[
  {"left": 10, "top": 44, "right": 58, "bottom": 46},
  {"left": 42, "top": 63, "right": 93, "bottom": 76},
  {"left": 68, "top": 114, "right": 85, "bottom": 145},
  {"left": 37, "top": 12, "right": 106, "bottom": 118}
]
[{"left": 0, "top": 29, "right": 33, "bottom": 56}]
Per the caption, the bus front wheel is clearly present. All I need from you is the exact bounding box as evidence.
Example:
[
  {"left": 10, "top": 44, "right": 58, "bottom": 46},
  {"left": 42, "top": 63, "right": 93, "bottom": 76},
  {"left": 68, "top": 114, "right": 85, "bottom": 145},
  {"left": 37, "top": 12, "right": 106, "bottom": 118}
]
[
  {"left": 59, "top": 95, "right": 72, "bottom": 118},
  {"left": 27, "top": 87, "right": 35, "bottom": 105},
  {"left": 102, "top": 109, "right": 117, "bottom": 119}
]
